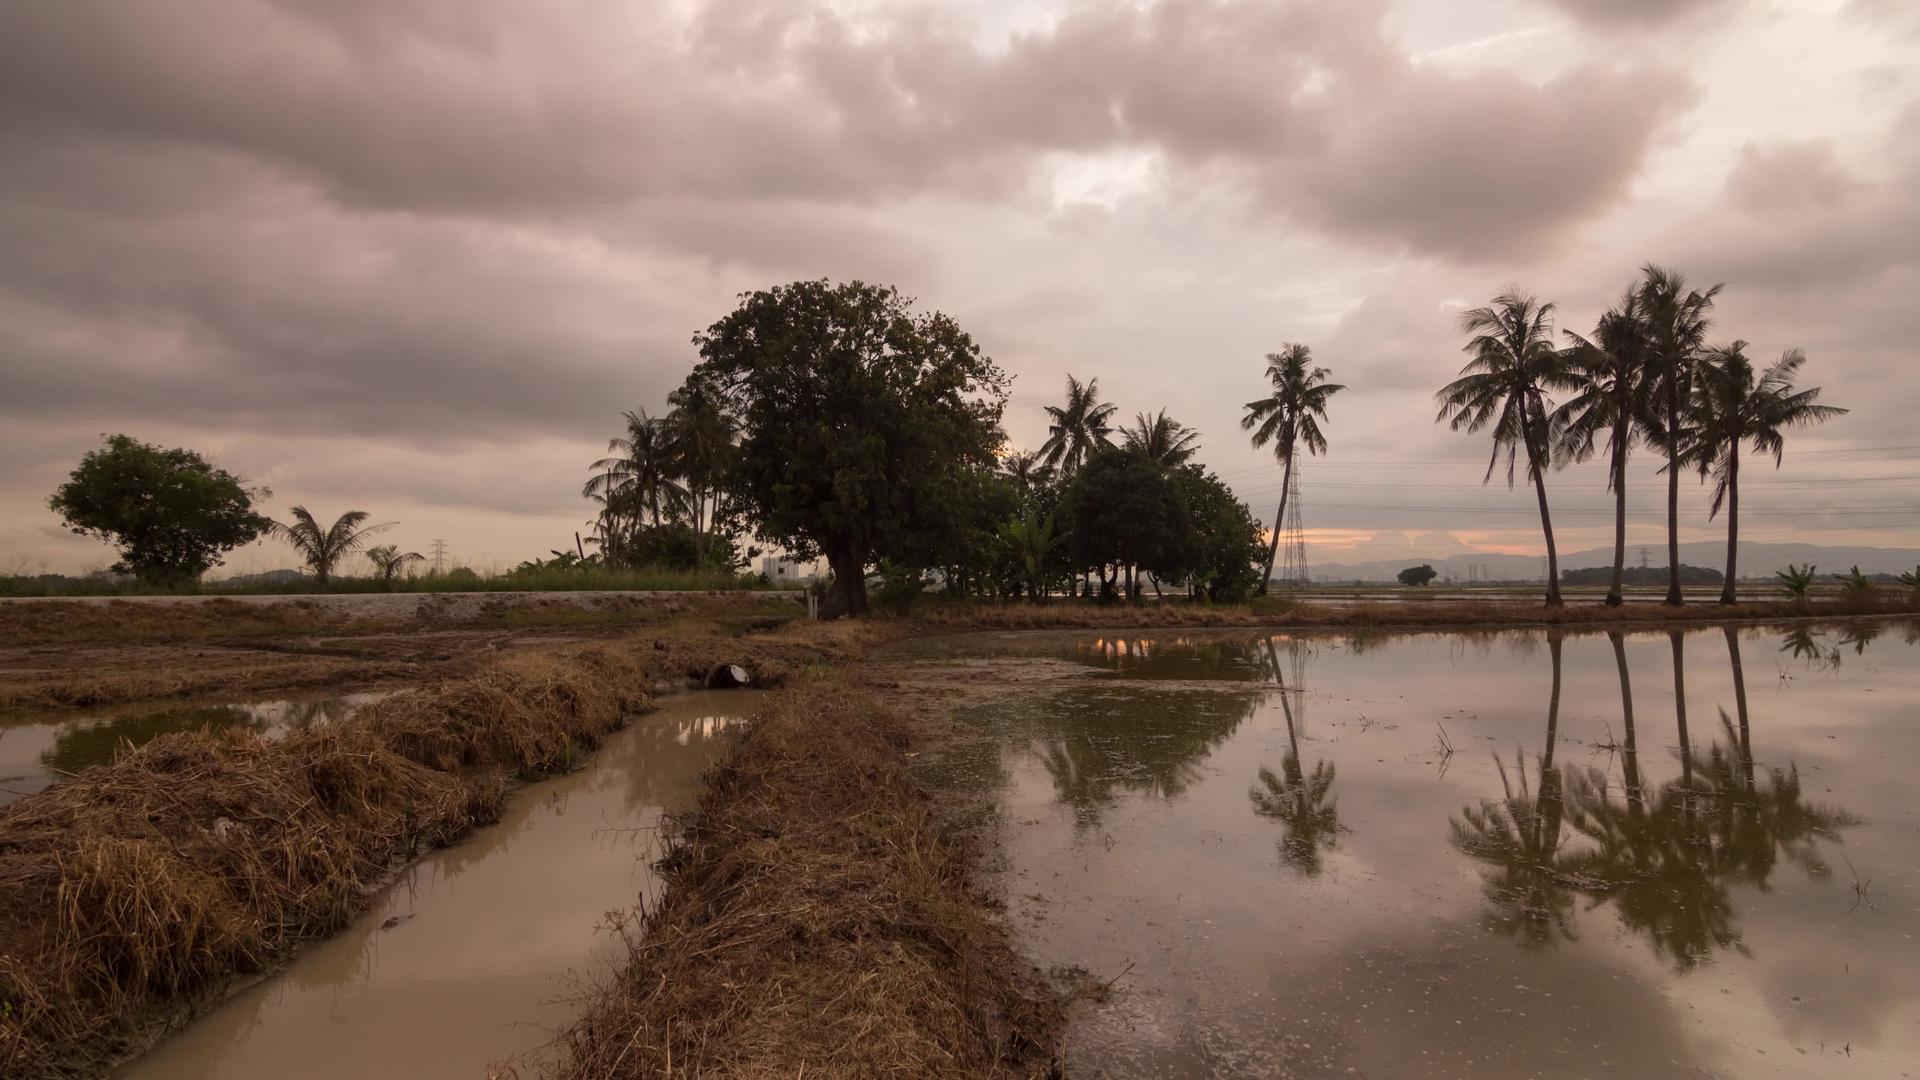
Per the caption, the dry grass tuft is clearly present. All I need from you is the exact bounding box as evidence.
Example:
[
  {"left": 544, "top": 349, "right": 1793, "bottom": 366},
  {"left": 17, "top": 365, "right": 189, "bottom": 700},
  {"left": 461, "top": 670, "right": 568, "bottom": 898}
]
[{"left": 549, "top": 679, "right": 1060, "bottom": 1080}]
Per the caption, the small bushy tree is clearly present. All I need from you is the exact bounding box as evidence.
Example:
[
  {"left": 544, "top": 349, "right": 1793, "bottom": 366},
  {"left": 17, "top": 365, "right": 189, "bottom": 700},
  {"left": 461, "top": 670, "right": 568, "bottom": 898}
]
[
  {"left": 1398, "top": 564, "right": 1439, "bottom": 587},
  {"left": 48, "top": 434, "right": 271, "bottom": 583}
]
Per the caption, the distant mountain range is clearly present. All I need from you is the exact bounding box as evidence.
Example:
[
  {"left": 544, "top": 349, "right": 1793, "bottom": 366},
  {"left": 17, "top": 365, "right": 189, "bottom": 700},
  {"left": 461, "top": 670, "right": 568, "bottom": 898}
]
[{"left": 1307, "top": 541, "right": 1920, "bottom": 584}]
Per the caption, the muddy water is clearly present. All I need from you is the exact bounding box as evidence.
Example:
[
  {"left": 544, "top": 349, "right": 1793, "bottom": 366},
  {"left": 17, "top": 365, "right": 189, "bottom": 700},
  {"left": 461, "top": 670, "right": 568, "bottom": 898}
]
[
  {"left": 911, "top": 622, "right": 1920, "bottom": 1078},
  {"left": 0, "top": 690, "right": 393, "bottom": 807},
  {"left": 119, "top": 690, "right": 759, "bottom": 1080}
]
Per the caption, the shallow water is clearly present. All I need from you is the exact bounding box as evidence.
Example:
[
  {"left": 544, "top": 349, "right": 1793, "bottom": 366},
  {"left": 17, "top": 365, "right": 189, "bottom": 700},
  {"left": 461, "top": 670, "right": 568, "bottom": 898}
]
[
  {"left": 926, "top": 621, "right": 1920, "bottom": 1078},
  {"left": 118, "top": 690, "right": 758, "bottom": 1080},
  {"left": 0, "top": 690, "right": 393, "bottom": 807}
]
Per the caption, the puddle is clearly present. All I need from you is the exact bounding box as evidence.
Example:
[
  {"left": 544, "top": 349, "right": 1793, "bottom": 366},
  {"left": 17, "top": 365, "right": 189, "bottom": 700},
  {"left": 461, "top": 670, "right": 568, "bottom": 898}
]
[
  {"left": 0, "top": 690, "right": 394, "bottom": 807},
  {"left": 118, "top": 690, "right": 760, "bottom": 1080},
  {"left": 934, "top": 622, "right": 1920, "bottom": 1078}
]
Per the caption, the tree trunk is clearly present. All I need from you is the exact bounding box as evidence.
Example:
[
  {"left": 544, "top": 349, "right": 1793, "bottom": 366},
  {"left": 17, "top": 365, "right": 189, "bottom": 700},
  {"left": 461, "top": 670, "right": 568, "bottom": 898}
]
[
  {"left": 1610, "top": 631, "right": 1644, "bottom": 816},
  {"left": 1606, "top": 409, "right": 1629, "bottom": 606},
  {"left": 1672, "top": 630, "right": 1695, "bottom": 829},
  {"left": 1720, "top": 442, "right": 1740, "bottom": 604},
  {"left": 822, "top": 545, "right": 868, "bottom": 619},
  {"left": 1523, "top": 426, "right": 1563, "bottom": 607},
  {"left": 1724, "top": 624, "right": 1755, "bottom": 793},
  {"left": 1255, "top": 451, "right": 1294, "bottom": 597},
  {"left": 1541, "top": 633, "right": 1562, "bottom": 773},
  {"left": 1664, "top": 379, "right": 1683, "bottom": 606}
]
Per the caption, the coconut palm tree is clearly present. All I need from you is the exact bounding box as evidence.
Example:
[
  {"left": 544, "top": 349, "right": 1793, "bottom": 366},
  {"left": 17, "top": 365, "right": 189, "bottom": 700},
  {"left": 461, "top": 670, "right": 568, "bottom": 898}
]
[
  {"left": 666, "top": 378, "right": 737, "bottom": 569},
  {"left": 1120, "top": 409, "right": 1201, "bottom": 466},
  {"left": 364, "top": 544, "right": 424, "bottom": 583},
  {"left": 270, "top": 507, "right": 391, "bottom": 585},
  {"left": 1557, "top": 287, "right": 1648, "bottom": 606},
  {"left": 1039, "top": 375, "right": 1117, "bottom": 475},
  {"left": 1435, "top": 292, "right": 1578, "bottom": 606},
  {"left": 1682, "top": 344, "right": 1846, "bottom": 604},
  {"left": 586, "top": 409, "right": 685, "bottom": 565},
  {"left": 1242, "top": 344, "right": 1344, "bottom": 597},
  {"left": 1636, "top": 265, "right": 1723, "bottom": 606},
  {"left": 999, "top": 450, "right": 1055, "bottom": 492}
]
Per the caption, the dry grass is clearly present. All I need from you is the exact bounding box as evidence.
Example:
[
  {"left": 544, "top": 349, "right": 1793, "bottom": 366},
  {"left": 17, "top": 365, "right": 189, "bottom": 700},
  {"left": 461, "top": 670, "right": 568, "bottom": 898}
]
[
  {"left": 0, "top": 626, "right": 825, "bottom": 1079},
  {"left": 0, "top": 655, "right": 418, "bottom": 711},
  {"left": 547, "top": 679, "right": 1060, "bottom": 1080}
]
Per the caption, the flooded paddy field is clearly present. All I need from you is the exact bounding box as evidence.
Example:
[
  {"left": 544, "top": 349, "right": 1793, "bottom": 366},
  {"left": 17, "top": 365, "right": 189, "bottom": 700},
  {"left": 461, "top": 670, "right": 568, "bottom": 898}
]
[
  {"left": 886, "top": 620, "right": 1919, "bottom": 1078},
  {"left": 118, "top": 689, "right": 758, "bottom": 1080},
  {"left": 0, "top": 690, "right": 394, "bottom": 807}
]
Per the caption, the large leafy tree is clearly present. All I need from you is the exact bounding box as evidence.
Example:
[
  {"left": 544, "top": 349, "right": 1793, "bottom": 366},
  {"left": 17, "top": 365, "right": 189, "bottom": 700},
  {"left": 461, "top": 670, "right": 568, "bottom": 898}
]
[
  {"left": 1057, "top": 450, "right": 1192, "bottom": 599},
  {"left": 1682, "top": 344, "right": 1845, "bottom": 603},
  {"left": 1435, "top": 291, "right": 1579, "bottom": 607},
  {"left": 1039, "top": 374, "right": 1117, "bottom": 475},
  {"left": 1120, "top": 408, "right": 1201, "bottom": 466},
  {"left": 1636, "top": 265, "right": 1723, "bottom": 606},
  {"left": 688, "top": 280, "right": 1007, "bottom": 617},
  {"left": 48, "top": 434, "right": 271, "bottom": 583},
  {"left": 269, "top": 507, "right": 392, "bottom": 585},
  {"left": 1242, "top": 344, "right": 1343, "bottom": 596},
  {"left": 1170, "top": 466, "right": 1267, "bottom": 601},
  {"left": 1557, "top": 287, "right": 1648, "bottom": 606}
]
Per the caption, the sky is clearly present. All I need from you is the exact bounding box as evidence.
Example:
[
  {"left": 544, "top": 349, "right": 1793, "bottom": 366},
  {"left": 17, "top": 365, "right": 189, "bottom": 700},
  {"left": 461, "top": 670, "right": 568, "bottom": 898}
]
[{"left": 2, "top": 0, "right": 1917, "bottom": 576}]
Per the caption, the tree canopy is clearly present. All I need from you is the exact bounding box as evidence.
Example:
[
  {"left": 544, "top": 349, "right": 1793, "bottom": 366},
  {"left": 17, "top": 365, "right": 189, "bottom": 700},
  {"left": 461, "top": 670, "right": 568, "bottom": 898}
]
[
  {"left": 48, "top": 434, "right": 271, "bottom": 583},
  {"left": 688, "top": 280, "right": 1008, "bottom": 616}
]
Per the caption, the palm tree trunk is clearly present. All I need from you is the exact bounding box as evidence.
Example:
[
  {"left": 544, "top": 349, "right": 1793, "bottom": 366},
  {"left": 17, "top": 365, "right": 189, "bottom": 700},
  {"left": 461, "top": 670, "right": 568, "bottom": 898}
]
[
  {"left": 1606, "top": 411, "right": 1629, "bottom": 606},
  {"left": 1541, "top": 633, "right": 1562, "bottom": 773},
  {"left": 1256, "top": 451, "right": 1294, "bottom": 597},
  {"left": 1720, "top": 442, "right": 1740, "bottom": 604},
  {"left": 1723, "top": 624, "right": 1754, "bottom": 793},
  {"left": 1664, "top": 381, "right": 1683, "bottom": 606},
  {"left": 1610, "top": 631, "right": 1644, "bottom": 816},
  {"left": 1671, "top": 631, "right": 1691, "bottom": 788},
  {"left": 1523, "top": 429, "right": 1563, "bottom": 607}
]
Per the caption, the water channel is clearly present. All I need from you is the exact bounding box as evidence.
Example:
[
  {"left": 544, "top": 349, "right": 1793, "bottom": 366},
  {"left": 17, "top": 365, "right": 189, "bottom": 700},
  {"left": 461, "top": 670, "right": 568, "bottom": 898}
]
[{"left": 118, "top": 690, "right": 758, "bottom": 1079}]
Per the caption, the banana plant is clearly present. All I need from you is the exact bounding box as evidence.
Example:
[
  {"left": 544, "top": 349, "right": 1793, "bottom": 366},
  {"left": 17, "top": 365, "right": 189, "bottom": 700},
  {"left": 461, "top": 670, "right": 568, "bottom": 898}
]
[
  {"left": 1774, "top": 563, "right": 1817, "bottom": 604},
  {"left": 999, "top": 509, "right": 1060, "bottom": 603},
  {"left": 1833, "top": 565, "right": 1875, "bottom": 599}
]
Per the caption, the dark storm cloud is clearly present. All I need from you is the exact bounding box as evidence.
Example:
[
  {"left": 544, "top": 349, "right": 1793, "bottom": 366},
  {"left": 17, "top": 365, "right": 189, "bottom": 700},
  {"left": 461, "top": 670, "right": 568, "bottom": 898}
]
[
  {"left": 1541, "top": 0, "right": 1728, "bottom": 31},
  {"left": 0, "top": 0, "right": 1707, "bottom": 541}
]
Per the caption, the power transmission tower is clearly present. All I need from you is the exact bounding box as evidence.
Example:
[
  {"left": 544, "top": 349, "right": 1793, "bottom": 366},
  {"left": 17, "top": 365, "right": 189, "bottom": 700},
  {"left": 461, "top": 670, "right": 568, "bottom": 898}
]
[
  {"left": 1276, "top": 462, "right": 1309, "bottom": 588},
  {"left": 1638, "top": 546, "right": 1651, "bottom": 570},
  {"left": 430, "top": 539, "right": 448, "bottom": 574}
]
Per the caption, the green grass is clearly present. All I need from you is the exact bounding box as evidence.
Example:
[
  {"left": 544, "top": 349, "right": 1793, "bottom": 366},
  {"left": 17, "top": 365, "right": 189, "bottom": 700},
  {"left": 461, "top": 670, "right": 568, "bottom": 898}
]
[{"left": 0, "top": 565, "right": 777, "bottom": 598}]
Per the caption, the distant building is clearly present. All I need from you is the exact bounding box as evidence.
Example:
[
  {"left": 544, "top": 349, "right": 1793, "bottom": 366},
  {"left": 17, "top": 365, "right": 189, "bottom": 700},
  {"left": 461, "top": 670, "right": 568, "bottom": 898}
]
[{"left": 760, "top": 555, "right": 818, "bottom": 587}]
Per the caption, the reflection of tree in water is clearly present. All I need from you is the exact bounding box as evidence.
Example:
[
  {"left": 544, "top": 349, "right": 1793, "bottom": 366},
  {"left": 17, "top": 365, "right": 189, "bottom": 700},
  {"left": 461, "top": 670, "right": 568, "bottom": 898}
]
[
  {"left": 40, "top": 705, "right": 266, "bottom": 776},
  {"left": 1455, "top": 628, "right": 1861, "bottom": 971},
  {"left": 1450, "top": 634, "right": 1574, "bottom": 945},
  {"left": 1249, "top": 637, "right": 1341, "bottom": 875},
  {"left": 1017, "top": 686, "right": 1256, "bottom": 829},
  {"left": 1069, "top": 635, "right": 1275, "bottom": 681}
]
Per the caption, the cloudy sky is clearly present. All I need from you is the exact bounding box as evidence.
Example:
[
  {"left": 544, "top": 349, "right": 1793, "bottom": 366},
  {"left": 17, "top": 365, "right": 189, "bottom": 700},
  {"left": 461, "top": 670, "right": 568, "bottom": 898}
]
[{"left": 3, "top": 0, "right": 1916, "bottom": 576}]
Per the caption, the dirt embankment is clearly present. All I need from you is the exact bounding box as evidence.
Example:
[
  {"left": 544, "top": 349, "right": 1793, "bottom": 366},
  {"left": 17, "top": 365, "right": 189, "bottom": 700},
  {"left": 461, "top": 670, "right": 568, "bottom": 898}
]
[
  {"left": 0, "top": 591, "right": 803, "bottom": 711},
  {"left": 546, "top": 677, "right": 1060, "bottom": 1080},
  {"left": 0, "top": 624, "right": 842, "bottom": 1080}
]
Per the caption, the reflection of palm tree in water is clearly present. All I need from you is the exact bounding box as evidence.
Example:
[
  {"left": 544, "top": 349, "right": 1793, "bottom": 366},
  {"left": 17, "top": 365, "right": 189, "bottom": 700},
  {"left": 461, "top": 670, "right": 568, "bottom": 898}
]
[
  {"left": 1450, "top": 632, "right": 1577, "bottom": 944},
  {"left": 1249, "top": 637, "right": 1341, "bottom": 875},
  {"left": 1459, "top": 628, "right": 1860, "bottom": 970}
]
